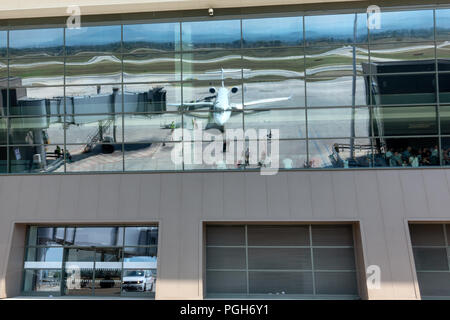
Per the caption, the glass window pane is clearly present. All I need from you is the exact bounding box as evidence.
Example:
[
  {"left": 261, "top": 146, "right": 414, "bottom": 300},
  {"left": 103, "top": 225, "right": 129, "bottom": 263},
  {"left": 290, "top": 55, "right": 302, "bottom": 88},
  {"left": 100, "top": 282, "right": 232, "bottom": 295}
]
[
  {"left": 124, "top": 113, "right": 182, "bottom": 143},
  {"left": 305, "top": 45, "right": 369, "bottom": 77},
  {"left": 443, "top": 139, "right": 450, "bottom": 166},
  {"left": 417, "top": 272, "right": 450, "bottom": 297},
  {"left": 182, "top": 51, "right": 241, "bottom": 81},
  {"left": 436, "top": 9, "right": 450, "bottom": 40},
  {"left": 243, "top": 16, "right": 303, "bottom": 48},
  {"left": 0, "top": 118, "right": 6, "bottom": 146},
  {"left": 206, "top": 226, "right": 246, "bottom": 246},
  {"left": 123, "top": 246, "right": 158, "bottom": 269},
  {"left": 439, "top": 74, "right": 450, "bottom": 104},
  {"left": 66, "top": 25, "right": 121, "bottom": 55},
  {"left": 372, "top": 106, "right": 437, "bottom": 136},
  {"left": 124, "top": 83, "right": 181, "bottom": 113},
  {"left": 370, "top": 74, "right": 437, "bottom": 105},
  {"left": 9, "top": 145, "right": 64, "bottom": 173},
  {"left": 65, "top": 114, "right": 122, "bottom": 144},
  {"left": 23, "top": 269, "right": 61, "bottom": 293},
  {"left": 123, "top": 22, "right": 180, "bottom": 53},
  {"left": 313, "top": 248, "right": 356, "bottom": 270},
  {"left": 311, "top": 225, "right": 354, "bottom": 246},
  {"left": 243, "top": 48, "right": 303, "bottom": 79},
  {"left": 65, "top": 86, "right": 122, "bottom": 114},
  {"left": 123, "top": 53, "right": 180, "bottom": 83},
  {"left": 27, "top": 226, "right": 65, "bottom": 246},
  {"left": 182, "top": 140, "right": 239, "bottom": 171},
  {"left": 248, "top": 248, "right": 311, "bottom": 270},
  {"left": 0, "top": 31, "right": 6, "bottom": 57},
  {"left": 124, "top": 142, "right": 182, "bottom": 171},
  {"left": 9, "top": 28, "right": 63, "bottom": 57},
  {"left": 64, "top": 248, "right": 95, "bottom": 296},
  {"left": 26, "top": 247, "right": 63, "bottom": 262},
  {"left": 183, "top": 111, "right": 242, "bottom": 140},
  {"left": 413, "top": 248, "right": 449, "bottom": 271},
  {"left": 369, "top": 10, "right": 434, "bottom": 43},
  {"left": 65, "top": 55, "right": 122, "bottom": 85},
  {"left": 207, "top": 247, "right": 246, "bottom": 269},
  {"left": 124, "top": 227, "right": 158, "bottom": 246},
  {"left": 247, "top": 225, "right": 310, "bottom": 246},
  {"left": 307, "top": 108, "right": 370, "bottom": 138},
  {"left": 410, "top": 224, "right": 446, "bottom": 246},
  {"left": 373, "top": 137, "right": 439, "bottom": 167},
  {"left": 278, "top": 139, "right": 307, "bottom": 169},
  {"left": 25, "top": 247, "right": 63, "bottom": 269},
  {"left": 9, "top": 58, "right": 64, "bottom": 87},
  {"left": 94, "top": 248, "right": 122, "bottom": 296},
  {"left": 370, "top": 43, "right": 436, "bottom": 74},
  {"left": 0, "top": 60, "right": 6, "bottom": 83},
  {"left": 9, "top": 117, "right": 65, "bottom": 145},
  {"left": 314, "top": 271, "right": 358, "bottom": 295},
  {"left": 183, "top": 80, "right": 242, "bottom": 109},
  {"left": 244, "top": 109, "right": 306, "bottom": 139},
  {"left": 305, "top": 13, "right": 368, "bottom": 46},
  {"left": 206, "top": 271, "right": 247, "bottom": 294},
  {"left": 309, "top": 138, "right": 373, "bottom": 168},
  {"left": 65, "top": 227, "right": 124, "bottom": 246},
  {"left": 436, "top": 44, "right": 450, "bottom": 71},
  {"left": 182, "top": 20, "right": 241, "bottom": 50},
  {"left": 244, "top": 79, "right": 305, "bottom": 108},
  {"left": 307, "top": 76, "right": 367, "bottom": 107},
  {"left": 9, "top": 87, "right": 64, "bottom": 116},
  {"left": 249, "top": 271, "right": 313, "bottom": 295}
]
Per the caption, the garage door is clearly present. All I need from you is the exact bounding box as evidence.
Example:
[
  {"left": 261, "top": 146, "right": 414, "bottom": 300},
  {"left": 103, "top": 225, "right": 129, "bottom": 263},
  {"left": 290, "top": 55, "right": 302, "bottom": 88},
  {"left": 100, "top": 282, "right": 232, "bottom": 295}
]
[
  {"left": 205, "top": 224, "right": 360, "bottom": 298},
  {"left": 410, "top": 224, "right": 450, "bottom": 298}
]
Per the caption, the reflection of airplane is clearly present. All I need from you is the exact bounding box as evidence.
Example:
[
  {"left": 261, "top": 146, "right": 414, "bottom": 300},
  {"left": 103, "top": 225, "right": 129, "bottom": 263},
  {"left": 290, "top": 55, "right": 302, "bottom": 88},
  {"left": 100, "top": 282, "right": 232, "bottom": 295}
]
[{"left": 170, "top": 69, "right": 291, "bottom": 128}]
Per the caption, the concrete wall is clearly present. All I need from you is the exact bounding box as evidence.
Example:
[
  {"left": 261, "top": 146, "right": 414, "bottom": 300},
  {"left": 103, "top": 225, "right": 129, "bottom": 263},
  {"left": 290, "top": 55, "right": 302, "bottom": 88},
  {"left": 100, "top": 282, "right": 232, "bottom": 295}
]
[
  {"left": 0, "top": 0, "right": 366, "bottom": 19},
  {"left": 1, "top": 169, "right": 450, "bottom": 299}
]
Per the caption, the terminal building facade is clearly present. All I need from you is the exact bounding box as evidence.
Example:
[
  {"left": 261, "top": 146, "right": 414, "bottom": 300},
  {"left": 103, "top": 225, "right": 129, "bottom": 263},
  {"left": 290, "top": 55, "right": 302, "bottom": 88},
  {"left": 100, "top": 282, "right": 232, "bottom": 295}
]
[{"left": 1, "top": 0, "right": 450, "bottom": 299}]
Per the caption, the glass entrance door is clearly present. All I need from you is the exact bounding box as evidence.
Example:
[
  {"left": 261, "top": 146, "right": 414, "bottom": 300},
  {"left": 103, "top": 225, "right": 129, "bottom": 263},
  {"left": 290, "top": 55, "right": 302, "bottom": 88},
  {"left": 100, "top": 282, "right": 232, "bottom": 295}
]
[{"left": 62, "top": 247, "right": 122, "bottom": 296}]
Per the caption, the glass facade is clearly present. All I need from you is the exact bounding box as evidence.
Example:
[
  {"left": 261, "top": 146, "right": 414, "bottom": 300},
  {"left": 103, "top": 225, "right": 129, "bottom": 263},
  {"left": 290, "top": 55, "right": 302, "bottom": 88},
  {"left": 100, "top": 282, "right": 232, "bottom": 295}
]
[
  {"left": 0, "top": 7, "right": 449, "bottom": 173},
  {"left": 23, "top": 226, "right": 158, "bottom": 297}
]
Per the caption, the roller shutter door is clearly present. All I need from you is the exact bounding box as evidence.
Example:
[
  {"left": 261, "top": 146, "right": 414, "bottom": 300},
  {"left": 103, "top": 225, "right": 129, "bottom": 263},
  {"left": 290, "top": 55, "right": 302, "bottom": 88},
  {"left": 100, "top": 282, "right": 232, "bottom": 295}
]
[{"left": 205, "top": 224, "right": 359, "bottom": 298}]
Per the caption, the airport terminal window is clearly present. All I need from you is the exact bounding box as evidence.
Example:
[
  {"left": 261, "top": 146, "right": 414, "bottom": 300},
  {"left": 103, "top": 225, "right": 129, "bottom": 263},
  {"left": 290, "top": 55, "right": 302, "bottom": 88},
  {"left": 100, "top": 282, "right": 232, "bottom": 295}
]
[
  {"left": 0, "top": 7, "right": 450, "bottom": 173},
  {"left": 206, "top": 224, "right": 359, "bottom": 298},
  {"left": 409, "top": 224, "right": 450, "bottom": 298},
  {"left": 23, "top": 225, "right": 158, "bottom": 297}
]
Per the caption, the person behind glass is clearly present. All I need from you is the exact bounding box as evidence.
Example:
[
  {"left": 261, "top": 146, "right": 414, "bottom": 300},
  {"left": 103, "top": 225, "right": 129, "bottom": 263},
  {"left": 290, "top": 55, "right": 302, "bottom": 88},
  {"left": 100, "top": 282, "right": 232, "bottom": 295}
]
[
  {"left": 385, "top": 147, "right": 394, "bottom": 164},
  {"left": 431, "top": 145, "right": 439, "bottom": 165},
  {"left": 54, "top": 145, "right": 61, "bottom": 158},
  {"left": 409, "top": 151, "right": 420, "bottom": 168},
  {"left": 443, "top": 148, "right": 450, "bottom": 165},
  {"left": 390, "top": 151, "right": 402, "bottom": 167},
  {"left": 402, "top": 146, "right": 412, "bottom": 163},
  {"left": 421, "top": 148, "right": 431, "bottom": 166}
]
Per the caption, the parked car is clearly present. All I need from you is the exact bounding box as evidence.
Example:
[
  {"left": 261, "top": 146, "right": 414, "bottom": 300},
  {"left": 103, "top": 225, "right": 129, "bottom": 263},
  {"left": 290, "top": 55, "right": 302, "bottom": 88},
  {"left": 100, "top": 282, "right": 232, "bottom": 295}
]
[{"left": 122, "top": 270, "right": 154, "bottom": 292}]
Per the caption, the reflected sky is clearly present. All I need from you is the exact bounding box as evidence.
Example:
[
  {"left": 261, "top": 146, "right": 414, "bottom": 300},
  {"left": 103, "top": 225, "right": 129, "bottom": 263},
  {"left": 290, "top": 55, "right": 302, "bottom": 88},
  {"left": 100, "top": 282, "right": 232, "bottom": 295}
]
[
  {"left": 370, "top": 10, "right": 434, "bottom": 42},
  {"left": 243, "top": 17, "right": 303, "bottom": 47},
  {"left": 123, "top": 23, "right": 180, "bottom": 52},
  {"left": 305, "top": 13, "right": 368, "bottom": 44},
  {"left": 66, "top": 25, "right": 121, "bottom": 52},
  {"left": 182, "top": 20, "right": 241, "bottom": 49},
  {"left": 9, "top": 28, "right": 63, "bottom": 51}
]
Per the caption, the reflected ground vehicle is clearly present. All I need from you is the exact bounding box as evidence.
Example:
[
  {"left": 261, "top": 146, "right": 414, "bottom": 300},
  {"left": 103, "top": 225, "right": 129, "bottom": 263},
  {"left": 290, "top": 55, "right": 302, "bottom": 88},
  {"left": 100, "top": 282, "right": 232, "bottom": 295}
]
[{"left": 122, "top": 270, "right": 154, "bottom": 292}]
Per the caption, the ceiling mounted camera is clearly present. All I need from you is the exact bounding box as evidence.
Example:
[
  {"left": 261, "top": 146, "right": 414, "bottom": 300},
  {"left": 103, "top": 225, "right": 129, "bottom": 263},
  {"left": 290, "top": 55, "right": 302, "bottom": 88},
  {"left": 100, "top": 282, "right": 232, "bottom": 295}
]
[{"left": 208, "top": 8, "right": 214, "bottom": 16}]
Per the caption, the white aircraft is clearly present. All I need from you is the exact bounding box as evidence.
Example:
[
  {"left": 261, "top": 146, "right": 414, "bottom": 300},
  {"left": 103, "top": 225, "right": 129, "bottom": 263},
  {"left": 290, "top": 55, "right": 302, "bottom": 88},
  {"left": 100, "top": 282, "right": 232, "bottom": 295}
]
[{"left": 170, "top": 69, "right": 292, "bottom": 127}]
